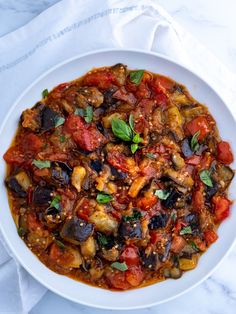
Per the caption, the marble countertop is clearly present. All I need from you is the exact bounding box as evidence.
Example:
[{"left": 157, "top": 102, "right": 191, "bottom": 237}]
[{"left": 1, "top": 1, "right": 236, "bottom": 313}]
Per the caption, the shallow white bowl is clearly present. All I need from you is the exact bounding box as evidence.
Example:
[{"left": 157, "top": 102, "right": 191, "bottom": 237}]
[{"left": 0, "top": 49, "right": 236, "bottom": 310}]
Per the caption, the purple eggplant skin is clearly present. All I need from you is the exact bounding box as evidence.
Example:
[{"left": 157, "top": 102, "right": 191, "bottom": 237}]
[
  {"left": 118, "top": 219, "right": 142, "bottom": 240},
  {"left": 33, "top": 186, "right": 53, "bottom": 205},
  {"left": 60, "top": 216, "right": 94, "bottom": 243},
  {"left": 5, "top": 176, "right": 27, "bottom": 198}
]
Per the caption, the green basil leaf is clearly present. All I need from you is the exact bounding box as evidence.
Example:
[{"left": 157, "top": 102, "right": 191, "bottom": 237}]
[
  {"left": 146, "top": 153, "right": 156, "bottom": 160},
  {"left": 42, "top": 89, "right": 49, "bottom": 98},
  {"left": 130, "top": 70, "right": 144, "bottom": 85},
  {"left": 84, "top": 106, "right": 93, "bottom": 123},
  {"left": 131, "top": 143, "right": 139, "bottom": 154},
  {"left": 170, "top": 211, "right": 177, "bottom": 221},
  {"left": 59, "top": 135, "right": 66, "bottom": 143},
  {"left": 190, "top": 131, "right": 200, "bottom": 152},
  {"left": 189, "top": 241, "right": 199, "bottom": 252},
  {"left": 111, "top": 118, "right": 133, "bottom": 142},
  {"left": 179, "top": 226, "right": 192, "bottom": 235},
  {"left": 97, "top": 235, "right": 108, "bottom": 246},
  {"left": 129, "top": 114, "right": 135, "bottom": 132},
  {"left": 55, "top": 240, "right": 65, "bottom": 250},
  {"left": 132, "top": 133, "right": 143, "bottom": 144},
  {"left": 111, "top": 261, "right": 128, "bottom": 271},
  {"left": 154, "top": 189, "right": 171, "bottom": 200},
  {"left": 74, "top": 108, "right": 85, "bottom": 116},
  {"left": 200, "top": 169, "right": 213, "bottom": 187},
  {"left": 32, "top": 159, "right": 51, "bottom": 169},
  {"left": 54, "top": 116, "right": 65, "bottom": 128},
  {"left": 96, "top": 192, "right": 113, "bottom": 204},
  {"left": 50, "top": 195, "right": 61, "bottom": 210},
  {"left": 123, "top": 210, "right": 142, "bottom": 221}
]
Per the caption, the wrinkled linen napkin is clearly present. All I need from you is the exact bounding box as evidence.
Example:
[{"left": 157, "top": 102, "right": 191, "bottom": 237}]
[{"left": 1, "top": 0, "right": 236, "bottom": 313}]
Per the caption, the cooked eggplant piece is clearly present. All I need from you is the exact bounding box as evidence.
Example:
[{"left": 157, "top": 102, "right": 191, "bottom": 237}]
[
  {"left": 40, "top": 106, "right": 59, "bottom": 131},
  {"left": 161, "top": 189, "right": 181, "bottom": 209},
  {"left": 5, "top": 171, "right": 30, "bottom": 198},
  {"left": 89, "top": 209, "right": 118, "bottom": 235},
  {"left": 110, "top": 166, "right": 127, "bottom": 180},
  {"left": 184, "top": 213, "right": 200, "bottom": 235},
  {"left": 205, "top": 182, "right": 218, "bottom": 202},
  {"left": 148, "top": 213, "right": 169, "bottom": 229},
  {"left": 179, "top": 255, "right": 198, "bottom": 270},
  {"left": 102, "top": 88, "right": 118, "bottom": 107},
  {"left": 80, "top": 236, "right": 96, "bottom": 258},
  {"left": 100, "top": 246, "right": 120, "bottom": 262},
  {"left": 111, "top": 63, "right": 127, "bottom": 85},
  {"left": 165, "top": 168, "right": 194, "bottom": 188},
  {"left": 33, "top": 186, "right": 53, "bottom": 205},
  {"left": 172, "top": 153, "right": 185, "bottom": 170},
  {"left": 77, "top": 87, "right": 104, "bottom": 108},
  {"left": 51, "top": 161, "right": 72, "bottom": 186},
  {"left": 167, "top": 106, "right": 184, "bottom": 141},
  {"left": 181, "top": 138, "right": 193, "bottom": 157},
  {"left": 71, "top": 166, "right": 86, "bottom": 192},
  {"left": 90, "top": 160, "right": 103, "bottom": 173},
  {"left": 60, "top": 216, "right": 94, "bottom": 244},
  {"left": 141, "top": 250, "right": 160, "bottom": 270},
  {"left": 212, "top": 164, "right": 234, "bottom": 191},
  {"left": 118, "top": 219, "right": 142, "bottom": 239}
]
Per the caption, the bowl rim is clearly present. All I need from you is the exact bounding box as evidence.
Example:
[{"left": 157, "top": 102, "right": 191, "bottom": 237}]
[{"left": 1, "top": 48, "right": 236, "bottom": 310}]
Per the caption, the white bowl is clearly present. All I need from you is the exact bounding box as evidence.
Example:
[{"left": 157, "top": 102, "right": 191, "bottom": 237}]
[{"left": 0, "top": 49, "right": 236, "bottom": 310}]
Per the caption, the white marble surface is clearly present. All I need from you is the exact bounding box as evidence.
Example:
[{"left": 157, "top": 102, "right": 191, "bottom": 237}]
[{"left": 1, "top": 0, "right": 236, "bottom": 313}]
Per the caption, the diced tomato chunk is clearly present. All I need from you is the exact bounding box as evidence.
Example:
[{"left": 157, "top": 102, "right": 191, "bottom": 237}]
[
  {"left": 186, "top": 155, "right": 201, "bottom": 165},
  {"left": 82, "top": 70, "right": 116, "bottom": 89},
  {"left": 49, "top": 243, "right": 64, "bottom": 261},
  {"left": 204, "top": 229, "right": 218, "bottom": 246},
  {"left": 120, "top": 245, "right": 140, "bottom": 266},
  {"left": 27, "top": 213, "right": 42, "bottom": 231},
  {"left": 125, "top": 265, "right": 144, "bottom": 287},
  {"left": 64, "top": 115, "right": 106, "bottom": 151},
  {"left": 107, "top": 151, "right": 132, "bottom": 173},
  {"left": 22, "top": 133, "right": 43, "bottom": 152},
  {"left": 192, "top": 189, "right": 205, "bottom": 212},
  {"left": 171, "top": 235, "right": 186, "bottom": 253},
  {"left": 137, "top": 195, "right": 157, "bottom": 210},
  {"left": 186, "top": 116, "right": 211, "bottom": 140},
  {"left": 106, "top": 271, "right": 131, "bottom": 290},
  {"left": 3, "top": 146, "right": 25, "bottom": 165},
  {"left": 212, "top": 195, "right": 231, "bottom": 222},
  {"left": 217, "top": 141, "right": 234, "bottom": 164}
]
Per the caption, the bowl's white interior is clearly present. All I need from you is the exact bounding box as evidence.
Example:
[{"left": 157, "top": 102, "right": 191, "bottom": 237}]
[{"left": 0, "top": 50, "right": 235, "bottom": 310}]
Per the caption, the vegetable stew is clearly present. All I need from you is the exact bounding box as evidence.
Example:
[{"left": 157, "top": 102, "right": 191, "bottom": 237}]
[{"left": 4, "top": 64, "right": 234, "bottom": 290}]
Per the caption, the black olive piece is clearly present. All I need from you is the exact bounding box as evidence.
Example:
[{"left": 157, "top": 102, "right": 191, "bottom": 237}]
[
  {"left": 118, "top": 219, "right": 142, "bottom": 239},
  {"left": 110, "top": 166, "right": 128, "bottom": 180},
  {"left": 60, "top": 216, "right": 94, "bottom": 243},
  {"left": 162, "top": 190, "right": 181, "bottom": 209},
  {"left": 90, "top": 160, "right": 103, "bottom": 173},
  {"left": 181, "top": 138, "right": 193, "bottom": 157},
  {"left": 51, "top": 161, "right": 72, "bottom": 186},
  {"left": 5, "top": 177, "right": 27, "bottom": 198},
  {"left": 148, "top": 213, "right": 169, "bottom": 230},
  {"left": 141, "top": 250, "right": 160, "bottom": 270},
  {"left": 40, "top": 106, "right": 59, "bottom": 131},
  {"left": 33, "top": 186, "right": 53, "bottom": 205}
]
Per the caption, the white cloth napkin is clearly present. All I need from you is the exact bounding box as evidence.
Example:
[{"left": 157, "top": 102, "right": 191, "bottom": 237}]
[{"left": 1, "top": 0, "right": 236, "bottom": 313}]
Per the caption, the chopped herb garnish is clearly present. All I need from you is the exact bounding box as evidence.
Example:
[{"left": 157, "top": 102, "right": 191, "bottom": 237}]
[
  {"left": 55, "top": 240, "right": 65, "bottom": 250},
  {"left": 54, "top": 116, "right": 65, "bottom": 128},
  {"left": 111, "top": 261, "right": 128, "bottom": 271},
  {"left": 96, "top": 192, "right": 113, "bottom": 204},
  {"left": 59, "top": 135, "right": 66, "bottom": 143},
  {"left": 200, "top": 169, "right": 213, "bottom": 187},
  {"left": 111, "top": 118, "right": 133, "bottom": 142},
  {"left": 154, "top": 189, "right": 171, "bottom": 200},
  {"left": 190, "top": 131, "right": 200, "bottom": 152},
  {"left": 123, "top": 210, "right": 142, "bottom": 221},
  {"left": 170, "top": 212, "right": 177, "bottom": 221},
  {"left": 179, "top": 226, "right": 192, "bottom": 235},
  {"left": 84, "top": 106, "right": 93, "bottom": 123},
  {"left": 131, "top": 143, "right": 139, "bottom": 154},
  {"left": 146, "top": 153, "right": 156, "bottom": 160},
  {"left": 74, "top": 108, "right": 85, "bottom": 116},
  {"left": 32, "top": 159, "right": 51, "bottom": 169},
  {"left": 97, "top": 235, "right": 108, "bottom": 246},
  {"left": 50, "top": 195, "right": 61, "bottom": 210},
  {"left": 42, "top": 89, "right": 49, "bottom": 98},
  {"left": 132, "top": 133, "right": 143, "bottom": 144},
  {"left": 129, "top": 114, "right": 135, "bottom": 132},
  {"left": 189, "top": 241, "right": 199, "bottom": 252},
  {"left": 129, "top": 70, "right": 144, "bottom": 85}
]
